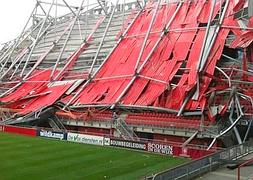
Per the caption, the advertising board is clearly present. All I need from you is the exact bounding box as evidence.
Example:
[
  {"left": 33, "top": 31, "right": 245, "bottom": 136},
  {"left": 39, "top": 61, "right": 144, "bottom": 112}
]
[
  {"left": 38, "top": 130, "right": 66, "bottom": 140},
  {"left": 4, "top": 125, "right": 36, "bottom": 136},
  {"left": 110, "top": 139, "right": 147, "bottom": 151},
  {"left": 67, "top": 132, "right": 104, "bottom": 146},
  {"left": 147, "top": 142, "right": 173, "bottom": 155}
]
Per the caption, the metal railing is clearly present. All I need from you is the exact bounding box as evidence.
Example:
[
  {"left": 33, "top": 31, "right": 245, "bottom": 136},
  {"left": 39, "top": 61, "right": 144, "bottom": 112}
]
[{"left": 148, "top": 141, "right": 253, "bottom": 180}]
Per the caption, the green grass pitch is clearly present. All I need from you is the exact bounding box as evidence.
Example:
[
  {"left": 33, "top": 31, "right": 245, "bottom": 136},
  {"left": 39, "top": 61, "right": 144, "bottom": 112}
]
[{"left": 0, "top": 132, "right": 188, "bottom": 180}]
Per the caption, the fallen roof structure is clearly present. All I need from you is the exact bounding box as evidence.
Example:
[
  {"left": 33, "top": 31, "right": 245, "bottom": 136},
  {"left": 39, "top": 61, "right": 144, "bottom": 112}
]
[{"left": 0, "top": 0, "right": 253, "bottom": 150}]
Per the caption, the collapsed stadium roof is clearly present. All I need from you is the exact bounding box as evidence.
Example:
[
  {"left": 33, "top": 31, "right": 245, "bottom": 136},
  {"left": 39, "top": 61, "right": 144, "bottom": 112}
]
[{"left": 0, "top": 0, "right": 253, "bottom": 149}]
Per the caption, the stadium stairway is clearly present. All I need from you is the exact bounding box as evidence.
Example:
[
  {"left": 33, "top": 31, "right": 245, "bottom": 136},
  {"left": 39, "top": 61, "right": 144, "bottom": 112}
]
[{"left": 114, "top": 113, "right": 139, "bottom": 140}]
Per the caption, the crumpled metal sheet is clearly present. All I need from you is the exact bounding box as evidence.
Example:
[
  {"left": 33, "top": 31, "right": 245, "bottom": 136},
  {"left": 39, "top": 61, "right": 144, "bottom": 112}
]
[
  {"left": 19, "top": 81, "right": 74, "bottom": 115},
  {"left": 69, "top": 0, "right": 247, "bottom": 112},
  {"left": 2, "top": 0, "right": 253, "bottom": 120}
]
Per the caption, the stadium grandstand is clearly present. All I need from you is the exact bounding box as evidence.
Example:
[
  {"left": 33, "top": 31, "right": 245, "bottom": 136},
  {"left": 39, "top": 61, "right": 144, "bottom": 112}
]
[{"left": 0, "top": 0, "right": 253, "bottom": 155}]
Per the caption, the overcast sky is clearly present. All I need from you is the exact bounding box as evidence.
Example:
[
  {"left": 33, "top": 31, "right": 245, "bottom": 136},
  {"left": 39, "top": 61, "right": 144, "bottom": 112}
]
[
  {"left": 0, "top": 0, "right": 35, "bottom": 45},
  {"left": 0, "top": 0, "right": 133, "bottom": 48}
]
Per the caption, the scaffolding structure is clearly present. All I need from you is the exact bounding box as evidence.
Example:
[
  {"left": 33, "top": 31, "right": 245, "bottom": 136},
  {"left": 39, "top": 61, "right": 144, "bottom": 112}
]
[{"left": 0, "top": 0, "right": 253, "bottom": 149}]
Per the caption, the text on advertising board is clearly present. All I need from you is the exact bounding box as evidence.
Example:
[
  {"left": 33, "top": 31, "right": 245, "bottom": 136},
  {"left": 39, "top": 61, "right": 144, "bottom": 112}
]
[
  {"left": 110, "top": 139, "right": 146, "bottom": 150},
  {"left": 39, "top": 130, "right": 65, "bottom": 140},
  {"left": 147, "top": 142, "right": 173, "bottom": 155},
  {"left": 67, "top": 132, "right": 104, "bottom": 146}
]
